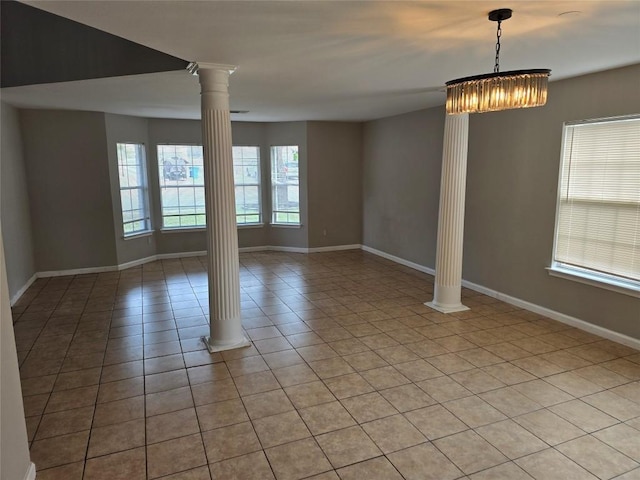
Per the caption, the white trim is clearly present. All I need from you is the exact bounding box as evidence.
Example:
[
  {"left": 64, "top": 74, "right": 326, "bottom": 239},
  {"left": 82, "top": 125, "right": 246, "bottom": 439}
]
[
  {"left": 123, "top": 230, "right": 154, "bottom": 241},
  {"left": 237, "top": 223, "right": 265, "bottom": 229},
  {"left": 238, "top": 246, "right": 269, "bottom": 253},
  {"left": 161, "top": 227, "right": 206, "bottom": 234},
  {"left": 363, "top": 245, "right": 640, "bottom": 350},
  {"left": 308, "top": 244, "right": 361, "bottom": 253},
  {"left": 270, "top": 223, "right": 303, "bottom": 229},
  {"left": 37, "top": 265, "right": 119, "bottom": 277},
  {"left": 24, "top": 462, "right": 36, "bottom": 480},
  {"left": 361, "top": 245, "right": 436, "bottom": 276},
  {"left": 10, "top": 273, "right": 37, "bottom": 306},
  {"left": 547, "top": 265, "right": 639, "bottom": 298},
  {"left": 157, "top": 251, "right": 206, "bottom": 260}
]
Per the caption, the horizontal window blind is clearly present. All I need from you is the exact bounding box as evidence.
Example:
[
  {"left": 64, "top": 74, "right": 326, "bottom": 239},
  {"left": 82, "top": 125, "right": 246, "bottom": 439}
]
[{"left": 554, "top": 116, "right": 640, "bottom": 282}]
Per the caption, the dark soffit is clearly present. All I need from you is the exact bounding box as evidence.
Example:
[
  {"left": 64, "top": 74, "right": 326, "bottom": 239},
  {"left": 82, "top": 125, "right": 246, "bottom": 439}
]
[{"left": 1, "top": 0, "right": 189, "bottom": 88}]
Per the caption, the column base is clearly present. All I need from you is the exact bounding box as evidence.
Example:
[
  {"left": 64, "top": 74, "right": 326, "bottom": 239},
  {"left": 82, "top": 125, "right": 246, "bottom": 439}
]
[
  {"left": 202, "top": 335, "right": 251, "bottom": 353},
  {"left": 424, "top": 301, "right": 470, "bottom": 314}
]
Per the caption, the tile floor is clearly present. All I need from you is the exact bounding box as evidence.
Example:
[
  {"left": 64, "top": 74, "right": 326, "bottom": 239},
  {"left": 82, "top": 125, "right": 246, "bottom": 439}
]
[{"left": 11, "top": 250, "right": 640, "bottom": 479}]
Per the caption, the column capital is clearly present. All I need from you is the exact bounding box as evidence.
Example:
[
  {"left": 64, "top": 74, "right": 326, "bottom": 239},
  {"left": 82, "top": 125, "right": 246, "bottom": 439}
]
[{"left": 187, "top": 62, "right": 237, "bottom": 76}]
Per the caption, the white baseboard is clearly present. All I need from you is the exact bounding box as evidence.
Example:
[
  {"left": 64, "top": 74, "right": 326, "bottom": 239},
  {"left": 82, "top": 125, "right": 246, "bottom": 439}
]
[
  {"left": 362, "top": 245, "right": 640, "bottom": 350},
  {"left": 24, "top": 462, "right": 36, "bottom": 480},
  {"left": 9, "top": 273, "right": 37, "bottom": 306},
  {"left": 239, "top": 244, "right": 361, "bottom": 254},
  {"left": 361, "top": 245, "right": 436, "bottom": 276}
]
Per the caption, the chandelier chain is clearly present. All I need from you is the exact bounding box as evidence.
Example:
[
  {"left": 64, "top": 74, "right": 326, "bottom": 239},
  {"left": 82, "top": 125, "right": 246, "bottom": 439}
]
[{"left": 494, "top": 19, "right": 502, "bottom": 73}]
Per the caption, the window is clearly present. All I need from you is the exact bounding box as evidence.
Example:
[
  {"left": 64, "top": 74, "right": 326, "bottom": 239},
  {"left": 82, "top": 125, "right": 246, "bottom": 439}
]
[
  {"left": 271, "top": 145, "right": 300, "bottom": 225},
  {"left": 551, "top": 115, "right": 640, "bottom": 293},
  {"left": 233, "top": 146, "right": 261, "bottom": 224},
  {"left": 157, "top": 145, "right": 205, "bottom": 228},
  {"left": 116, "top": 143, "right": 150, "bottom": 236}
]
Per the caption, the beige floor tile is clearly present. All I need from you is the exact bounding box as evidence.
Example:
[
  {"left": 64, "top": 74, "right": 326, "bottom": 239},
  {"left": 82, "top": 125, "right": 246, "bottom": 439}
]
[
  {"left": 35, "top": 405, "right": 94, "bottom": 440},
  {"left": 545, "top": 371, "right": 604, "bottom": 397},
  {"left": 243, "top": 389, "right": 295, "bottom": 420},
  {"left": 226, "top": 355, "right": 271, "bottom": 377},
  {"left": 514, "top": 409, "right": 585, "bottom": 446},
  {"left": 54, "top": 367, "right": 102, "bottom": 391},
  {"left": 324, "top": 372, "right": 375, "bottom": 399},
  {"left": 511, "top": 379, "right": 575, "bottom": 407},
  {"left": 252, "top": 410, "right": 311, "bottom": 448},
  {"left": 30, "top": 430, "right": 90, "bottom": 470},
  {"left": 92, "top": 395, "right": 144, "bottom": 427},
  {"left": 316, "top": 425, "right": 382, "bottom": 468},
  {"left": 191, "top": 378, "right": 239, "bottom": 406},
  {"left": 404, "top": 404, "right": 468, "bottom": 440},
  {"left": 209, "top": 451, "right": 275, "bottom": 480},
  {"left": 145, "top": 369, "right": 189, "bottom": 394},
  {"left": 100, "top": 361, "right": 143, "bottom": 384},
  {"left": 33, "top": 462, "right": 84, "bottom": 480},
  {"left": 406, "top": 339, "right": 449, "bottom": 358},
  {"left": 444, "top": 395, "right": 507, "bottom": 428},
  {"left": 337, "top": 456, "right": 403, "bottom": 480},
  {"left": 87, "top": 418, "right": 145, "bottom": 457},
  {"left": 234, "top": 370, "right": 281, "bottom": 396},
  {"left": 84, "top": 447, "right": 146, "bottom": 480},
  {"left": 374, "top": 345, "right": 420, "bottom": 364},
  {"left": 558, "top": 435, "right": 639, "bottom": 479},
  {"left": 20, "top": 374, "right": 57, "bottom": 397},
  {"left": 476, "top": 419, "right": 548, "bottom": 460},
  {"left": 261, "top": 349, "right": 305, "bottom": 369},
  {"left": 516, "top": 448, "right": 598, "bottom": 480},
  {"left": 296, "top": 344, "right": 338, "bottom": 362},
  {"left": 573, "top": 365, "right": 631, "bottom": 389},
  {"left": 285, "top": 380, "right": 336, "bottom": 409},
  {"left": 426, "top": 353, "right": 475, "bottom": 374},
  {"left": 451, "top": 368, "right": 506, "bottom": 394},
  {"left": 341, "top": 391, "right": 398, "bottom": 423},
  {"left": 196, "top": 398, "right": 249, "bottom": 431},
  {"left": 393, "top": 359, "right": 443, "bottom": 382},
  {"left": 272, "top": 363, "right": 319, "bottom": 387},
  {"left": 542, "top": 350, "right": 592, "bottom": 370},
  {"left": 343, "top": 351, "right": 388, "bottom": 371},
  {"left": 253, "top": 336, "right": 293, "bottom": 354},
  {"left": 265, "top": 437, "right": 332, "bottom": 480},
  {"left": 361, "top": 414, "right": 426, "bottom": 454},
  {"left": 379, "top": 383, "right": 436, "bottom": 412},
  {"left": 469, "top": 461, "right": 533, "bottom": 479},
  {"left": 479, "top": 387, "right": 543, "bottom": 417},
  {"left": 549, "top": 399, "right": 618, "bottom": 433},
  {"left": 45, "top": 385, "right": 99, "bottom": 413},
  {"left": 308, "top": 357, "right": 355, "bottom": 379},
  {"left": 146, "top": 386, "right": 194, "bottom": 416},
  {"left": 146, "top": 407, "right": 200, "bottom": 444},
  {"left": 602, "top": 359, "right": 640, "bottom": 380},
  {"left": 299, "top": 400, "right": 357, "bottom": 435},
  {"left": 388, "top": 442, "right": 463, "bottom": 480},
  {"left": 612, "top": 382, "right": 640, "bottom": 404},
  {"left": 97, "top": 377, "right": 144, "bottom": 403},
  {"left": 583, "top": 390, "right": 640, "bottom": 421},
  {"left": 594, "top": 424, "right": 640, "bottom": 461},
  {"left": 457, "top": 348, "right": 505, "bottom": 368},
  {"left": 416, "top": 375, "right": 472, "bottom": 403},
  {"left": 511, "top": 356, "right": 566, "bottom": 377},
  {"left": 482, "top": 363, "right": 535, "bottom": 385},
  {"left": 186, "top": 363, "right": 231, "bottom": 385},
  {"left": 146, "top": 433, "right": 207, "bottom": 479},
  {"left": 158, "top": 466, "right": 211, "bottom": 479},
  {"left": 360, "top": 365, "right": 410, "bottom": 390},
  {"left": 434, "top": 430, "right": 508, "bottom": 475},
  {"left": 201, "top": 421, "right": 262, "bottom": 463}
]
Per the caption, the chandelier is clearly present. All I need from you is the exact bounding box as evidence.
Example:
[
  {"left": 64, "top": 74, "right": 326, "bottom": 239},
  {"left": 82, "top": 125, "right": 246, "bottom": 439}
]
[{"left": 446, "top": 9, "right": 551, "bottom": 115}]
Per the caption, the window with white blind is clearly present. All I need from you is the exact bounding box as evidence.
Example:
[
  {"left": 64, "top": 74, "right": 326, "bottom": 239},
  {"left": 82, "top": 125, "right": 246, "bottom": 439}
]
[
  {"left": 116, "top": 143, "right": 151, "bottom": 236},
  {"left": 233, "top": 146, "right": 261, "bottom": 224},
  {"left": 271, "top": 145, "right": 300, "bottom": 225},
  {"left": 550, "top": 115, "right": 640, "bottom": 295}
]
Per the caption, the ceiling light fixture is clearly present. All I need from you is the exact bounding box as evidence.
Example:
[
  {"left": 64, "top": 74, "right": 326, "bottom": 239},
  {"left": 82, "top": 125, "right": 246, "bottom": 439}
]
[{"left": 445, "top": 8, "right": 551, "bottom": 114}]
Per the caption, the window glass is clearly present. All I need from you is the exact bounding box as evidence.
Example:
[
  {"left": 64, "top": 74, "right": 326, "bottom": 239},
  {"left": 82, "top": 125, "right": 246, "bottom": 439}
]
[
  {"left": 116, "top": 143, "right": 150, "bottom": 235},
  {"left": 271, "top": 145, "right": 300, "bottom": 225}
]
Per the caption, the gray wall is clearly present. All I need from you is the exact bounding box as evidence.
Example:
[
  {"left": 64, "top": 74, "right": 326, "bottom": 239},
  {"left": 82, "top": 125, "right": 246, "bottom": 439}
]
[
  {"left": 20, "top": 109, "right": 117, "bottom": 271},
  {"left": 307, "top": 121, "right": 363, "bottom": 248},
  {"left": 464, "top": 64, "right": 640, "bottom": 338},
  {"left": 362, "top": 64, "right": 640, "bottom": 339},
  {"left": 0, "top": 102, "right": 36, "bottom": 298},
  {"left": 104, "top": 113, "right": 156, "bottom": 264},
  {"left": 363, "top": 107, "right": 445, "bottom": 266}
]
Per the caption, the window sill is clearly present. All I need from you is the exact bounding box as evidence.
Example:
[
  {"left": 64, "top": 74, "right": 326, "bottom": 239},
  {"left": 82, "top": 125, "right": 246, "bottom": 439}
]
[
  {"left": 123, "top": 230, "right": 154, "bottom": 241},
  {"left": 161, "top": 227, "right": 206, "bottom": 234},
  {"left": 238, "top": 223, "right": 264, "bottom": 229},
  {"left": 547, "top": 265, "right": 640, "bottom": 298},
  {"left": 270, "top": 223, "right": 302, "bottom": 229}
]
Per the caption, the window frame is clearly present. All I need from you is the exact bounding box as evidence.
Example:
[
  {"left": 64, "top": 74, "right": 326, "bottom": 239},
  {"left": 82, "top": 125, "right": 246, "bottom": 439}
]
[
  {"left": 157, "top": 143, "right": 207, "bottom": 230},
  {"left": 270, "top": 145, "right": 301, "bottom": 226},
  {"left": 116, "top": 142, "right": 151, "bottom": 237},
  {"left": 549, "top": 114, "right": 640, "bottom": 298},
  {"left": 233, "top": 145, "right": 263, "bottom": 226}
]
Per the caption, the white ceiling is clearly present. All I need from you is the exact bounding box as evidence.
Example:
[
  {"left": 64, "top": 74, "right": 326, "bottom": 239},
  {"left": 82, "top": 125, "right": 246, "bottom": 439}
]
[{"left": 2, "top": 1, "right": 639, "bottom": 122}]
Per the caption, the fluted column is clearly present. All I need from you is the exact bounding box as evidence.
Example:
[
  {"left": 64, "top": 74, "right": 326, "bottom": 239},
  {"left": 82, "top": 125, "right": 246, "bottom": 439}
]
[
  {"left": 195, "top": 63, "right": 250, "bottom": 352},
  {"left": 426, "top": 113, "right": 470, "bottom": 313}
]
